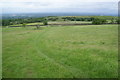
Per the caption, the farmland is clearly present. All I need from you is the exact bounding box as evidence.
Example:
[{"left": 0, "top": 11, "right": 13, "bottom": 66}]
[{"left": 2, "top": 24, "right": 118, "bottom": 78}]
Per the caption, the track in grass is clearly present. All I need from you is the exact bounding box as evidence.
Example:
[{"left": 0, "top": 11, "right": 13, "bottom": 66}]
[{"left": 2, "top": 25, "right": 118, "bottom": 78}]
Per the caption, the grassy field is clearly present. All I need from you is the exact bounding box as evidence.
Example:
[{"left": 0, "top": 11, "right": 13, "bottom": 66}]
[
  {"left": 0, "top": 27, "right": 2, "bottom": 79},
  {"left": 8, "top": 21, "right": 92, "bottom": 27},
  {"left": 2, "top": 24, "right": 118, "bottom": 78},
  {"left": 48, "top": 21, "right": 92, "bottom": 25}
]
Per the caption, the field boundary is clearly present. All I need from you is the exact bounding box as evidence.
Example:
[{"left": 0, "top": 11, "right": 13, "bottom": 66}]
[{"left": 9, "top": 23, "right": 118, "bottom": 27}]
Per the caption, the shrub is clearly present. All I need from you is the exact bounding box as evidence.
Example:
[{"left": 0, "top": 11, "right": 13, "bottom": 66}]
[
  {"left": 92, "top": 18, "right": 107, "bottom": 25},
  {"left": 116, "top": 19, "right": 120, "bottom": 24},
  {"left": 43, "top": 20, "right": 48, "bottom": 25},
  {"left": 22, "top": 23, "right": 26, "bottom": 27},
  {"left": 36, "top": 24, "right": 40, "bottom": 29}
]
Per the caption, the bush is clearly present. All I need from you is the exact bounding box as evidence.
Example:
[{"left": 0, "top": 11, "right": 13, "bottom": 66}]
[
  {"left": 36, "top": 24, "right": 40, "bottom": 29},
  {"left": 92, "top": 18, "right": 106, "bottom": 25},
  {"left": 43, "top": 20, "right": 48, "bottom": 25},
  {"left": 22, "top": 23, "right": 26, "bottom": 27},
  {"left": 116, "top": 19, "right": 120, "bottom": 24}
]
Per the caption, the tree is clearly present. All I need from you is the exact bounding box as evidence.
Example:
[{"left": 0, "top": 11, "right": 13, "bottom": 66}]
[
  {"left": 110, "top": 18, "right": 115, "bottom": 24},
  {"left": 43, "top": 20, "right": 48, "bottom": 25},
  {"left": 36, "top": 24, "right": 40, "bottom": 29},
  {"left": 22, "top": 23, "right": 26, "bottom": 27},
  {"left": 101, "top": 19, "right": 107, "bottom": 24},
  {"left": 92, "top": 18, "right": 106, "bottom": 25},
  {"left": 116, "top": 19, "right": 120, "bottom": 24},
  {"left": 92, "top": 18, "right": 101, "bottom": 24},
  {"left": 2, "top": 20, "right": 10, "bottom": 26}
]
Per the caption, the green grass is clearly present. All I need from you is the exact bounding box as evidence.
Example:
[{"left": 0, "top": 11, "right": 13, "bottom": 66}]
[
  {"left": 6, "top": 21, "right": 91, "bottom": 28},
  {"left": 2, "top": 24, "right": 118, "bottom": 78},
  {"left": 48, "top": 21, "right": 92, "bottom": 24},
  {"left": 8, "top": 21, "right": 92, "bottom": 27},
  {"left": 0, "top": 27, "right": 2, "bottom": 79},
  {"left": 26, "top": 22, "right": 43, "bottom": 25}
]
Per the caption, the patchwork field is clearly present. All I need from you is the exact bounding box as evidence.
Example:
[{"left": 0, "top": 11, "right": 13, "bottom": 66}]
[
  {"left": 48, "top": 21, "right": 92, "bottom": 25},
  {"left": 2, "top": 24, "right": 118, "bottom": 78}
]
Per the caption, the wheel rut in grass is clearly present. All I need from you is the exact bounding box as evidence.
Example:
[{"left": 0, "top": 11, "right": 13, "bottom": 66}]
[{"left": 32, "top": 30, "right": 89, "bottom": 78}]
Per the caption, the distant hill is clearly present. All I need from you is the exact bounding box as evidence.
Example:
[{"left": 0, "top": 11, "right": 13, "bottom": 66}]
[{"left": 2, "top": 13, "right": 117, "bottom": 19}]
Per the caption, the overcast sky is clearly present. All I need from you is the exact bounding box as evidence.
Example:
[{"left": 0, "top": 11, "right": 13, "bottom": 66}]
[{"left": 1, "top": 0, "right": 119, "bottom": 15}]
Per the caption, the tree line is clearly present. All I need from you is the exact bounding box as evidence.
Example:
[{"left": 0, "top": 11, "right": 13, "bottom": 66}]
[
  {"left": 2, "top": 16, "right": 119, "bottom": 26},
  {"left": 2, "top": 17, "right": 46, "bottom": 26}
]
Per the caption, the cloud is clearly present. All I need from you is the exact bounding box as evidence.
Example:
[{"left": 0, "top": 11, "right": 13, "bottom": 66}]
[
  {"left": 1, "top": 1, "right": 118, "bottom": 15},
  {"left": 1, "top": 0, "right": 120, "bottom": 2}
]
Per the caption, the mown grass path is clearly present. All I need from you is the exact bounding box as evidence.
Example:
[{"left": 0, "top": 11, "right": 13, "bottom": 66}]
[{"left": 3, "top": 25, "right": 118, "bottom": 78}]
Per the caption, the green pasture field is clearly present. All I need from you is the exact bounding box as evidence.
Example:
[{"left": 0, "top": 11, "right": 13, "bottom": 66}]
[
  {"left": 26, "top": 22, "right": 43, "bottom": 25},
  {"left": 48, "top": 21, "right": 92, "bottom": 24},
  {"left": 2, "top": 24, "right": 118, "bottom": 78},
  {"left": 25, "top": 21, "right": 88, "bottom": 25},
  {"left": 0, "top": 27, "right": 2, "bottom": 79},
  {"left": 8, "top": 21, "right": 92, "bottom": 27}
]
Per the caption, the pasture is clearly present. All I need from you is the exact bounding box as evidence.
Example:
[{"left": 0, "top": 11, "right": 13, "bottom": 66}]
[{"left": 2, "top": 24, "right": 118, "bottom": 78}]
